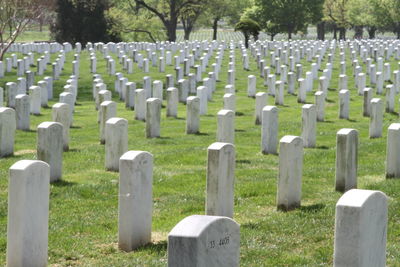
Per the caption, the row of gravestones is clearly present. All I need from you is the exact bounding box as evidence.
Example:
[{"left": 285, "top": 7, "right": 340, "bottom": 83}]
[
  {"left": 0, "top": 39, "right": 396, "bottom": 266},
  {"left": 4, "top": 151, "right": 388, "bottom": 266}
]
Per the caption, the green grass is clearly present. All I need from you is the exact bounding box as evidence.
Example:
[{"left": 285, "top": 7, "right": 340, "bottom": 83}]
[{"left": 0, "top": 35, "right": 400, "bottom": 266}]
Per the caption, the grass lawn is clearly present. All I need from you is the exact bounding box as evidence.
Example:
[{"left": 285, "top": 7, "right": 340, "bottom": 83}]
[{"left": 0, "top": 35, "right": 400, "bottom": 266}]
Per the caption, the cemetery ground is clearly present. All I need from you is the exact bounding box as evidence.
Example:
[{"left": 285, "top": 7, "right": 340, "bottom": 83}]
[{"left": 1, "top": 40, "right": 400, "bottom": 266}]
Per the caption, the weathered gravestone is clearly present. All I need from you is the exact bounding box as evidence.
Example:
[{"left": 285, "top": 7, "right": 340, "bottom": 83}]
[
  {"left": 261, "top": 106, "right": 278, "bottom": 155},
  {"left": 370, "top": 98, "right": 383, "bottom": 138},
  {"left": 52, "top": 103, "right": 71, "bottom": 151},
  {"left": 335, "top": 128, "right": 358, "bottom": 192},
  {"left": 206, "top": 142, "right": 235, "bottom": 218},
  {"left": 0, "top": 107, "right": 16, "bottom": 157},
  {"left": 146, "top": 98, "right": 161, "bottom": 138},
  {"left": 217, "top": 110, "right": 234, "bottom": 144},
  {"left": 186, "top": 96, "right": 200, "bottom": 134},
  {"left": 6, "top": 160, "right": 50, "bottom": 267},
  {"left": 15, "top": 94, "right": 30, "bottom": 131},
  {"left": 135, "top": 89, "right": 146, "bottom": 121},
  {"left": 386, "top": 123, "right": 400, "bottom": 178},
  {"left": 166, "top": 87, "right": 178, "bottom": 118},
  {"left": 168, "top": 215, "right": 240, "bottom": 267},
  {"left": 37, "top": 122, "right": 63, "bottom": 182},
  {"left": 334, "top": 189, "right": 387, "bottom": 267},
  {"left": 277, "top": 136, "right": 303, "bottom": 211},
  {"left": 301, "top": 104, "right": 316, "bottom": 148},
  {"left": 118, "top": 151, "right": 153, "bottom": 251},
  {"left": 105, "top": 117, "right": 128, "bottom": 171}
]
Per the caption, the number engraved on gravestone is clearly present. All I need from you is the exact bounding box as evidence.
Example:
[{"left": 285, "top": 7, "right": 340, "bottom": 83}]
[{"left": 207, "top": 234, "right": 231, "bottom": 249}]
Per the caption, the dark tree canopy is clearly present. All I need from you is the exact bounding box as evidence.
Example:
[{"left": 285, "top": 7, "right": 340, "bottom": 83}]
[
  {"left": 51, "top": 0, "right": 121, "bottom": 45},
  {"left": 235, "top": 18, "right": 261, "bottom": 48}
]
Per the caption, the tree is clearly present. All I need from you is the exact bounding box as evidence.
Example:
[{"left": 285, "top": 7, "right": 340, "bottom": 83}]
[
  {"left": 107, "top": 1, "right": 165, "bottom": 42},
  {"left": 0, "top": 0, "right": 49, "bottom": 60},
  {"left": 180, "top": 2, "right": 206, "bottom": 40},
  {"left": 255, "top": 0, "right": 323, "bottom": 39},
  {"left": 130, "top": 0, "right": 203, "bottom": 42},
  {"left": 234, "top": 18, "right": 261, "bottom": 48},
  {"left": 323, "top": 0, "right": 350, "bottom": 40},
  {"left": 242, "top": 5, "right": 281, "bottom": 41},
  {"left": 52, "top": 0, "right": 120, "bottom": 45}
]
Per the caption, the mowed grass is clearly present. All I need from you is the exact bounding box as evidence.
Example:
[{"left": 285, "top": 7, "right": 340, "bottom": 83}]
[{"left": 0, "top": 38, "right": 400, "bottom": 266}]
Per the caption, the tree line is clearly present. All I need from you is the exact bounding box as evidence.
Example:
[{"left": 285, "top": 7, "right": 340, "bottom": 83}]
[{"left": 2, "top": 0, "right": 400, "bottom": 58}]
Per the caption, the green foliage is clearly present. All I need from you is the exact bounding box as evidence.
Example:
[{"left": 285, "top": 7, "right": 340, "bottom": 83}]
[
  {"left": 107, "top": 1, "right": 166, "bottom": 42},
  {"left": 235, "top": 18, "right": 261, "bottom": 47},
  {"left": 254, "top": 0, "right": 323, "bottom": 38},
  {"left": 51, "top": 0, "right": 121, "bottom": 45}
]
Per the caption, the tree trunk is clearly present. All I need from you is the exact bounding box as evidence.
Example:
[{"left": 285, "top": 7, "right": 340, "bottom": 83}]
[
  {"left": 288, "top": 31, "right": 292, "bottom": 40},
  {"left": 317, "top": 22, "right": 325, "bottom": 40},
  {"left": 333, "top": 28, "right": 337, "bottom": 40},
  {"left": 270, "top": 34, "right": 274, "bottom": 41},
  {"left": 339, "top": 27, "right": 346, "bottom": 40},
  {"left": 354, "top": 26, "right": 363, "bottom": 39},
  {"left": 166, "top": 20, "right": 177, "bottom": 42},
  {"left": 368, "top": 27, "right": 376, "bottom": 39},
  {"left": 244, "top": 34, "right": 249, "bottom": 49},
  {"left": 212, "top": 18, "right": 219, "bottom": 40},
  {"left": 184, "top": 28, "right": 191, "bottom": 40}
]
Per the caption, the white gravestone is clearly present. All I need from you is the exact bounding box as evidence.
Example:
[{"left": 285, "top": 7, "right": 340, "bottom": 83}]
[
  {"left": 100, "top": 101, "right": 116, "bottom": 144},
  {"left": 335, "top": 128, "right": 358, "bottom": 192},
  {"left": 37, "top": 122, "right": 63, "bottom": 182},
  {"left": 15, "top": 94, "right": 30, "bottom": 131},
  {"left": 105, "top": 117, "right": 128, "bottom": 171},
  {"left": 166, "top": 88, "right": 178, "bottom": 118},
  {"left": 186, "top": 96, "right": 200, "bottom": 134},
  {"left": 301, "top": 104, "right": 316, "bottom": 148},
  {"left": 217, "top": 110, "right": 235, "bottom": 144},
  {"left": 118, "top": 151, "right": 153, "bottom": 251},
  {"left": 334, "top": 189, "right": 387, "bottom": 267},
  {"left": 168, "top": 215, "right": 240, "bottom": 267},
  {"left": 6, "top": 160, "right": 50, "bottom": 267},
  {"left": 52, "top": 103, "right": 71, "bottom": 151},
  {"left": 261, "top": 106, "right": 278, "bottom": 155},
  {"left": 255, "top": 92, "right": 267, "bottom": 125},
  {"left": 146, "top": 98, "right": 162, "bottom": 138},
  {"left": 277, "top": 135, "right": 303, "bottom": 211},
  {"left": 386, "top": 123, "right": 400, "bottom": 178},
  {"left": 135, "top": 89, "right": 146, "bottom": 121},
  {"left": 370, "top": 98, "right": 383, "bottom": 138},
  {"left": 0, "top": 107, "right": 16, "bottom": 157}
]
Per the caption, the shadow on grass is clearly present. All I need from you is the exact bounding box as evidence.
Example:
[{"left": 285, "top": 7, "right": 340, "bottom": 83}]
[
  {"left": 235, "top": 129, "right": 245, "bottom": 132},
  {"left": 328, "top": 88, "right": 337, "bottom": 91},
  {"left": 25, "top": 129, "right": 37, "bottom": 133},
  {"left": 242, "top": 221, "right": 261, "bottom": 230},
  {"left": 316, "top": 145, "right": 329, "bottom": 150},
  {"left": 194, "top": 132, "right": 209, "bottom": 136},
  {"left": 51, "top": 180, "right": 77, "bottom": 187},
  {"left": 347, "top": 118, "right": 357, "bottom": 122},
  {"left": 32, "top": 114, "right": 44, "bottom": 117},
  {"left": 321, "top": 120, "right": 334, "bottom": 123},
  {"left": 300, "top": 203, "right": 325, "bottom": 213},
  {"left": 388, "top": 111, "right": 399, "bottom": 116},
  {"left": 174, "top": 117, "right": 185, "bottom": 120},
  {"left": 235, "top": 112, "right": 245, "bottom": 116},
  {"left": 236, "top": 159, "right": 251, "bottom": 164},
  {"left": 326, "top": 99, "right": 335, "bottom": 103},
  {"left": 67, "top": 148, "right": 81, "bottom": 152},
  {"left": 137, "top": 240, "right": 168, "bottom": 254},
  {"left": 204, "top": 114, "right": 215, "bottom": 118},
  {"left": 70, "top": 125, "right": 82, "bottom": 129}
]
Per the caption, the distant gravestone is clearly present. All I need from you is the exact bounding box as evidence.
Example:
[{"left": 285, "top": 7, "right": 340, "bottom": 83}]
[
  {"left": 223, "top": 93, "right": 235, "bottom": 112},
  {"left": 255, "top": 92, "right": 267, "bottom": 125},
  {"left": 277, "top": 135, "right": 303, "bottom": 211},
  {"left": 118, "top": 151, "right": 153, "bottom": 251},
  {"left": 334, "top": 189, "right": 387, "bottom": 267},
  {"left": 197, "top": 86, "right": 208, "bottom": 115},
  {"left": 301, "top": 104, "right": 316, "bottom": 148},
  {"left": 135, "top": 89, "right": 146, "bottom": 121},
  {"left": 100, "top": 101, "right": 117, "bottom": 144},
  {"left": 105, "top": 117, "right": 128, "bottom": 171},
  {"left": 146, "top": 98, "right": 161, "bottom": 138},
  {"left": 37, "top": 122, "right": 63, "bottom": 182},
  {"left": 29, "top": 86, "right": 41, "bottom": 115},
  {"left": 261, "top": 106, "right": 278, "bottom": 155},
  {"left": 217, "top": 110, "right": 234, "bottom": 144},
  {"left": 315, "top": 91, "right": 325, "bottom": 122},
  {"left": 363, "top": 88, "right": 372, "bottom": 117},
  {"left": 0, "top": 107, "right": 16, "bottom": 157},
  {"left": 335, "top": 128, "right": 358, "bottom": 192},
  {"left": 186, "top": 96, "right": 200, "bottom": 134},
  {"left": 166, "top": 87, "right": 178, "bottom": 118},
  {"left": 206, "top": 142, "right": 235, "bottom": 218},
  {"left": 386, "top": 123, "right": 400, "bottom": 178},
  {"left": 370, "top": 98, "right": 383, "bottom": 138},
  {"left": 339, "top": 89, "right": 349, "bottom": 119},
  {"left": 52, "top": 103, "right": 71, "bottom": 151},
  {"left": 6, "top": 82, "right": 17, "bottom": 108},
  {"left": 15, "top": 94, "right": 30, "bottom": 131},
  {"left": 168, "top": 215, "right": 240, "bottom": 267},
  {"left": 247, "top": 75, "right": 256, "bottom": 97},
  {"left": 7, "top": 160, "right": 50, "bottom": 267}
]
